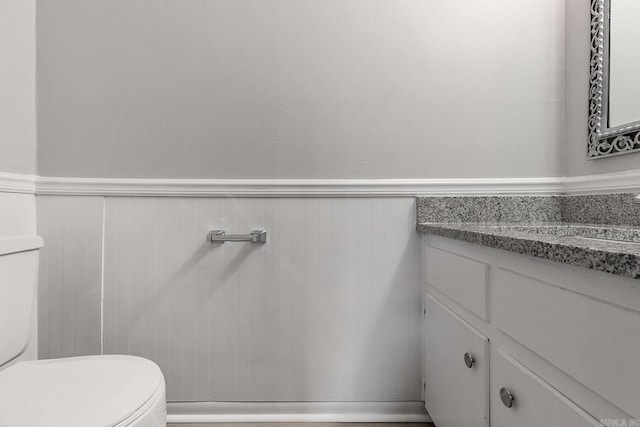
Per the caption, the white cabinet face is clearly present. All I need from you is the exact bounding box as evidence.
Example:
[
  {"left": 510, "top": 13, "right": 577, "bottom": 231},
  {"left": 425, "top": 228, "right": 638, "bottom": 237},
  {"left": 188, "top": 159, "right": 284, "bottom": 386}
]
[
  {"left": 424, "top": 245, "right": 488, "bottom": 320},
  {"left": 494, "top": 268, "right": 640, "bottom": 419},
  {"left": 492, "top": 349, "right": 603, "bottom": 427},
  {"left": 424, "top": 293, "right": 489, "bottom": 427}
]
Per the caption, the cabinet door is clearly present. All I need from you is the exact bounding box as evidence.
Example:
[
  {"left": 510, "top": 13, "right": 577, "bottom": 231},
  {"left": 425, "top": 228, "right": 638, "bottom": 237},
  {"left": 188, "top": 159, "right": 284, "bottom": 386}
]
[
  {"left": 494, "top": 268, "right": 640, "bottom": 418},
  {"left": 424, "top": 293, "right": 489, "bottom": 427},
  {"left": 492, "top": 349, "right": 603, "bottom": 427}
]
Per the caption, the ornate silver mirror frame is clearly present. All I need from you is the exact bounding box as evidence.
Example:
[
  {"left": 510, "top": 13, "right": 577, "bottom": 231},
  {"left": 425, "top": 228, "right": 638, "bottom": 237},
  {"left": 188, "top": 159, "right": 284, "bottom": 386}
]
[{"left": 588, "top": 0, "right": 640, "bottom": 159}]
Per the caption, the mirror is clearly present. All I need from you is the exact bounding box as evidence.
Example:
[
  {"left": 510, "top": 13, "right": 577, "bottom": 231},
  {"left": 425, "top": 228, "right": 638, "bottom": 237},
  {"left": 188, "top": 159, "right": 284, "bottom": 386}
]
[
  {"left": 608, "top": 0, "right": 640, "bottom": 127},
  {"left": 588, "top": 0, "right": 640, "bottom": 158}
]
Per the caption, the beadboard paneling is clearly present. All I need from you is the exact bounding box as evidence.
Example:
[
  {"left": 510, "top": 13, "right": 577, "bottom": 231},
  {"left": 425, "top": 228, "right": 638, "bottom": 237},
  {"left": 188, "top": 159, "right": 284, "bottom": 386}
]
[
  {"left": 102, "top": 197, "right": 421, "bottom": 402},
  {"left": 37, "top": 196, "right": 104, "bottom": 359}
]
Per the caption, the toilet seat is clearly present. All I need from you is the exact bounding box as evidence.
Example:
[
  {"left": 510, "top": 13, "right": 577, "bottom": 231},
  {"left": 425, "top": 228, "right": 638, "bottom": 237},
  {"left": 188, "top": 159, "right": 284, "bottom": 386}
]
[{"left": 0, "top": 355, "right": 166, "bottom": 427}]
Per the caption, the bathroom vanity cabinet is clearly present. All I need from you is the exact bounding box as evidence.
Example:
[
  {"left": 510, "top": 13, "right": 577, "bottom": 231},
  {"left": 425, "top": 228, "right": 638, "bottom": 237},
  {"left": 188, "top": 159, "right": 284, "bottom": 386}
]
[{"left": 421, "top": 234, "right": 640, "bottom": 427}]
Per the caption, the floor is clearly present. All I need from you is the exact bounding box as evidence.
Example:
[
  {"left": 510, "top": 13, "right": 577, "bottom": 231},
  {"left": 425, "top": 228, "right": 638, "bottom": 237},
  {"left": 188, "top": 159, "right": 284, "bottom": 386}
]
[{"left": 168, "top": 424, "right": 435, "bottom": 427}]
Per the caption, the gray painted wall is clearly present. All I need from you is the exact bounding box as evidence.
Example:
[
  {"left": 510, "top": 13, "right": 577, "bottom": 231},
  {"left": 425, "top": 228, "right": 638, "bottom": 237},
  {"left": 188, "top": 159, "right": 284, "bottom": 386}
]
[
  {"left": 37, "top": 0, "right": 564, "bottom": 179},
  {"left": 0, "top": 0, "right": 36, "bottom": 175},
  {"left": 564, "top": 0, "right": 640, "bottom": 177}
]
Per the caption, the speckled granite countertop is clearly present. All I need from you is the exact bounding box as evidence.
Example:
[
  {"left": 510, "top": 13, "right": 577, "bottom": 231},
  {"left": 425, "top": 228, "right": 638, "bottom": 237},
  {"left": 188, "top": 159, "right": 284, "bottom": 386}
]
[
  {"left": 416, "top": 194, "right": 640, "bottom": 280},
  {"left": 417, "top": 222, "right": 640, "bottom": 279}
]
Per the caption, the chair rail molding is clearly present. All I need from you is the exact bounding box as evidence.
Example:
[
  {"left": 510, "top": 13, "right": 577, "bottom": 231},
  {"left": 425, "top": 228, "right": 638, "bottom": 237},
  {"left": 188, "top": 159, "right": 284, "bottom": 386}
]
[
  {"left": 35, "top": 176, "right": 564, "bottom": 197},
  {"left": 562, "top": 169, "right": 640, "bottom": 194},
  {"left": 0, "top": 171, "right": 36, "bottom": 194},
  {"left": 1, "top": 171, "right": 636, "bottom": 197}
]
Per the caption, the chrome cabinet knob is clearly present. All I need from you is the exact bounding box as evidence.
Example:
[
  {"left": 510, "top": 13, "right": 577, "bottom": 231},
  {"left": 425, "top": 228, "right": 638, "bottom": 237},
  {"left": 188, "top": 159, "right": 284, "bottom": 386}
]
[
  {"left": 500, "top": 387, "right": 515, "bottom": 408},
  {"left": 464, "top": 352, "right": 474, "bottom": 368}
]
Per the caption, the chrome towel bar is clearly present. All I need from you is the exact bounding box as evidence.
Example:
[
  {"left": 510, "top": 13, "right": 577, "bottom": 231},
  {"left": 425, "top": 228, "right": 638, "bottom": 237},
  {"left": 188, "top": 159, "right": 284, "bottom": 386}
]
[{"left": 208, "top": 230, "right": 267, "bottom": 244}]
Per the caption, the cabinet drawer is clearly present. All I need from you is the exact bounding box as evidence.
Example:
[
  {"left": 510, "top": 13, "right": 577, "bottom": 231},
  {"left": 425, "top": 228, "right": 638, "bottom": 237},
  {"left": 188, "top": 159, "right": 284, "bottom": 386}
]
[
  {"left": 494, "top": 268, "right": 640, "bottom": 418},
  {"left": 424, "top": 294, "right": 489, "bottom": 427},
  {"left": 492, "top": 349, "right": 602, "bottom": 427},
  {"left": 424, "top": 245, "right": 488, "bottom": 319}
]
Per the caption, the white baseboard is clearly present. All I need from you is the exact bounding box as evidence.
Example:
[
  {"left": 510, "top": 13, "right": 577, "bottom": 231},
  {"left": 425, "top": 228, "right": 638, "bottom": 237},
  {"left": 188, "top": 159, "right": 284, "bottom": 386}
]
[
  {"left": 0, "top": 172, "right": 36, "bottom": 194},
  {"left": 166, "top": 401, "right": 431, "bottom": 423},
  {"left": 35, "top": 176, "right": 564, "bottom": 197}
]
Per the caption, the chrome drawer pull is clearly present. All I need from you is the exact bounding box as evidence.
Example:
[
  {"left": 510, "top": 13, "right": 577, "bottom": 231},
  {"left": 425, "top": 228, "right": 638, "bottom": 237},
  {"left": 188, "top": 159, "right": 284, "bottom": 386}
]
[
  {"left": 464, "top": 352, "right": 475, "bottom": 369},
  {"left": 500, "top": 387, "right": 515, "bottom": 408}
]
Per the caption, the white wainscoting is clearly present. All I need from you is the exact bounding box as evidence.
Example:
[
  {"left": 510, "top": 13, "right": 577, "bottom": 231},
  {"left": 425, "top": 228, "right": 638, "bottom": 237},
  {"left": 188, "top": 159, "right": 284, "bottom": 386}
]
[
  {"left": 36, "top": 196, "right": 104, "bottom": 359},
  {"left": 37, "top": 195, "right": 423, "bottom": 408},
  {"left": 102, "top": 197, "right": 421, "bottom": 402}
]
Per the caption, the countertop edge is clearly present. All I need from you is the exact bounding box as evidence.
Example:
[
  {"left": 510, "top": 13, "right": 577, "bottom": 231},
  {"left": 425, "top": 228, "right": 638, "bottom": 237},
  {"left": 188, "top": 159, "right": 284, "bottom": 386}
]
[{"left": 417, "top": 223, "right": 640, "bottom": 280}]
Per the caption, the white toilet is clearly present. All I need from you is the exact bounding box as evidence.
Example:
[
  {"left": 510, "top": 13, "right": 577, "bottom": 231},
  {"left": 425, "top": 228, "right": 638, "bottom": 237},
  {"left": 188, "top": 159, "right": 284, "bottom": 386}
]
[{"left": 0, "top": 236, "right": 167, "bottom": 427}]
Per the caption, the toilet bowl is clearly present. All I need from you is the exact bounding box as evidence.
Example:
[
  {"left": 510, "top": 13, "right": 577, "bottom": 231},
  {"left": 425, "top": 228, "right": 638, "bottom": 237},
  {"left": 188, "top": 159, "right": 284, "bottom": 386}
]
[{"left": 0, "top": 236, "right": 167, "bottom": 426}]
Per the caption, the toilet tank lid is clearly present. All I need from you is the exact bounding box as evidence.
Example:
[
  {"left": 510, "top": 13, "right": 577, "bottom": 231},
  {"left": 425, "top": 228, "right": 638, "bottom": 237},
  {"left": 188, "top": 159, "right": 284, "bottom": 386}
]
[{"left": 0, "top": 235, "right": 43, "bottom": 257}]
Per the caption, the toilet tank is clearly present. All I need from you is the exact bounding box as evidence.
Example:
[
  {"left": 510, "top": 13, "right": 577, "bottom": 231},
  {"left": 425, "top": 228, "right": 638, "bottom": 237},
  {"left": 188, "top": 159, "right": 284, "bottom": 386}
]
[{"left": 0, "top": 236, "right": 44, "bottom": 367}]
